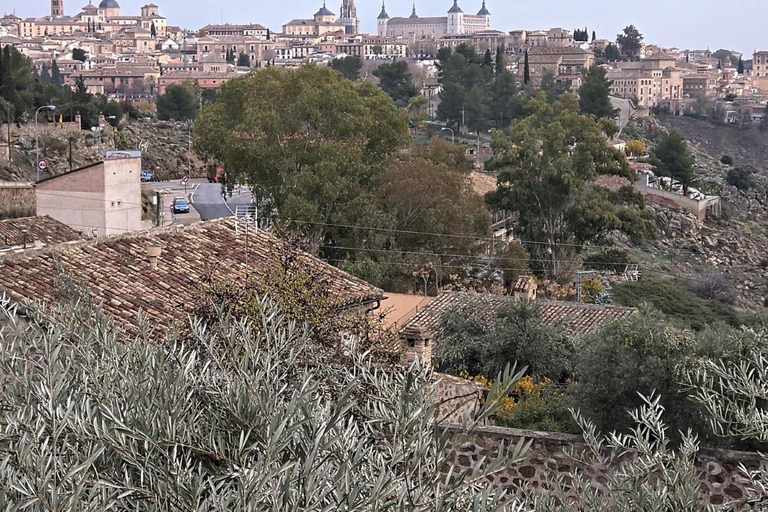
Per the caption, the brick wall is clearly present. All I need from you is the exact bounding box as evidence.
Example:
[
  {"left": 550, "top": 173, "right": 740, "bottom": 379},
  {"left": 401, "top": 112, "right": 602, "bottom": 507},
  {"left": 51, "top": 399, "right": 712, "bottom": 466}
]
[{"left": 444, "top": 424, "right": 766, "bottom": 508}]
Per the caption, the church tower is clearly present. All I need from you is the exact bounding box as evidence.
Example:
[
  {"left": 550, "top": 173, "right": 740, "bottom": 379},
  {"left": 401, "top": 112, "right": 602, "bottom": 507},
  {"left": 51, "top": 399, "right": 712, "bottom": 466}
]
[
  {"left": 477, "top": 0, "right": 490, "bottom": 30},
  {"left": 377, "top": 1, "right": 389, "bottom": 37},
  {"left": 51, "top": 0, "right": 64, "bottom": 17},
  {"left": 339, "top": 0, "right": 359, "bottom": 34},
  {"left": 446, "top": 0, "right": 464, "bottom": 34}
]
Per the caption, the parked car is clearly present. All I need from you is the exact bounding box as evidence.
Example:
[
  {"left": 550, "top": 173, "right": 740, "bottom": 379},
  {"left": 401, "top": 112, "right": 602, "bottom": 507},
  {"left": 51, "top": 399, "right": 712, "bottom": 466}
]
[
  {"left": 172, "top": 197, "right": 190, "bottom": 214},
  {"left": 141, "top": 169, "right": 154, "bottom": 182}
]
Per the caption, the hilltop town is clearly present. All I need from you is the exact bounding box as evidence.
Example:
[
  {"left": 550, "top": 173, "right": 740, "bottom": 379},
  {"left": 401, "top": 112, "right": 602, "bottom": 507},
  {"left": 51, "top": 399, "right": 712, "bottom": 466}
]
[{"left": 0, "top": 0, "right": 767, "bottom": 509}]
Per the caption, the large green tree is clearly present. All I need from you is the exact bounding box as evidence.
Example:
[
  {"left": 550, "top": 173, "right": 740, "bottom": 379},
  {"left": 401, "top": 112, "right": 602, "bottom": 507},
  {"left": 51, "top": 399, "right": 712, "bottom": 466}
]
[
  {"left": 486, "top": 93, "right": 654, "bottom": 280},
  {"left": 616, "top": 25, "right": 643, "bottom": 60},
  {"left": 650, "top": 130, "right": 695, "bottom": 194},
  {"left": 156, "top": 82, "right": 199, "bottom": 121},
  {"left": 372, "top": 60, "right": 417, "bottom": 106},
  {"left": 196, "top": 65, "right": 409, "bottom": 238},
  {"left": 578, "top": 65, "right": 618, "bottom": 119},
  {"left": 329, "top": 56, "right": 363, "bottom": 81}
]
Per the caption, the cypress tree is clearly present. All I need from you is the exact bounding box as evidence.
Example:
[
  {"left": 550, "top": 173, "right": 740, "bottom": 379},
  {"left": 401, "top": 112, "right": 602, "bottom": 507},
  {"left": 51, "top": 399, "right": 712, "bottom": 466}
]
[
  {"left": 51, "top": 59, "right": 61, "bottom": 86},
  {"left": 523, "top": 50, "right": 530, "bottom": 85}
]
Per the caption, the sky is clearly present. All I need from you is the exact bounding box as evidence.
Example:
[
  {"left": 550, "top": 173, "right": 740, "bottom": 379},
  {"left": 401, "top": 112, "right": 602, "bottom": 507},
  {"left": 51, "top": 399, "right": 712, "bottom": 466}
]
[{"left": 5, "top": 0, "right": 765, "bottom": 56}]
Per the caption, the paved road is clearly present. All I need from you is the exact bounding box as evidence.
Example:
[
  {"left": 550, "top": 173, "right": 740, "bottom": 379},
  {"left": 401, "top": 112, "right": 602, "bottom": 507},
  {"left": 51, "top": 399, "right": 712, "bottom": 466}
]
[
  {"left": 191, "top": 182, "right": 253, "bottom": 220},
  {"left": 611, "top": 96, "right": 634, "bottom": 135},
  {"left": 143, "top": 179, "right": 253, "bottom": 222}
]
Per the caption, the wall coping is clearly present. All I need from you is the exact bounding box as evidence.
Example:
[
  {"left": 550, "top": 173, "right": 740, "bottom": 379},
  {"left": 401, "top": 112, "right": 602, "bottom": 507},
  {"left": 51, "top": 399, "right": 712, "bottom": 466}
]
[{"left": 441, "top": 422, "right": 767, "bottom": 462}]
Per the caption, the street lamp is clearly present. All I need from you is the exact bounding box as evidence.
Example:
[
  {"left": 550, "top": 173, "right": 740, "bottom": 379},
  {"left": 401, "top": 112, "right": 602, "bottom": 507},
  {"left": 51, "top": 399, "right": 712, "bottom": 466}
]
[
  {"left": 441, "top": 127, "right": 455, "bottom": 144},
  {"left": 187, "top": 122, "right": 192, "bottom": 178},
  {"left": 35, "top": 105, "right": 56, "bottom": 181}
]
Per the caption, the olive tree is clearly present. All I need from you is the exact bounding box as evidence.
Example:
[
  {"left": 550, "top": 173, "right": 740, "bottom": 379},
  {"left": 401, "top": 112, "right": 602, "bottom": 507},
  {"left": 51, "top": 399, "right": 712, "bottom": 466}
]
[{"left": 0, "top": 280, "right": 530, "bottom": 511}]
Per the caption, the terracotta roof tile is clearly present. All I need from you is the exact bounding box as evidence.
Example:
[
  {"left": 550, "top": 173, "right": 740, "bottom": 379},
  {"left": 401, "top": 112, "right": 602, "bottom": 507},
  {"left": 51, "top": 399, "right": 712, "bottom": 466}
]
[
  {"left": 0, "top": 216, "right": 85, "bottom": 251},
  {"left": 400, "top": 291, "right": 635, "bottom": 339},
  {"left": 0, "top": 219, "right": 382, "bottom": 334}
]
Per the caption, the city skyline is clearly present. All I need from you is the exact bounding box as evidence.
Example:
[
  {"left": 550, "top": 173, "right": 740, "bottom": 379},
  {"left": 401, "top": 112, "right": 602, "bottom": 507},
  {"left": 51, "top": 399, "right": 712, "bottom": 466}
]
[{"left": 4, "top": 0, "right": 764, "bottom": 56}]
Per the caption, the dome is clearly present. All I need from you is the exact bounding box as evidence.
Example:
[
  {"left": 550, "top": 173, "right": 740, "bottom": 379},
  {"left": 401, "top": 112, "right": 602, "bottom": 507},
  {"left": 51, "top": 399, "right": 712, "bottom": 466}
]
[
  {"left": 98, "top": 0, "right": 120, "bottom": 8},
  {"left": 314, "top": 2, "right": 334, "bottom": 16}
]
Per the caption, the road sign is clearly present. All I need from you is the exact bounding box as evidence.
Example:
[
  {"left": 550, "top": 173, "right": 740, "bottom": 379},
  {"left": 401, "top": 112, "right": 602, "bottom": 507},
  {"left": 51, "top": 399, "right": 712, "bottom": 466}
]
[
  {"left": 37, "top": 159, "right": 48, "bottom": 171},
  {"left": 181, "top": 175, "right": 189, "bottom": 183}
]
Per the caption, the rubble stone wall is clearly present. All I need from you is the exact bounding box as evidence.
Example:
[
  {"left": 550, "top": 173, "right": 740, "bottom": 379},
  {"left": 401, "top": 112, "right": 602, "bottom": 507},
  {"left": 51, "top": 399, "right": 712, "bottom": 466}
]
[{"left": 444, "top": 424, "right": 766, "bottom": 508}]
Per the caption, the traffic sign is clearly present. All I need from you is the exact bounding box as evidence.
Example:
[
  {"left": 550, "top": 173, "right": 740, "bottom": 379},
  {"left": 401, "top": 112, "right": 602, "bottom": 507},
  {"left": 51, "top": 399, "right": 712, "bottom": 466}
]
[
  {"left": 37, "top": 159, "right": 48, "bottom": 171},
  {"left": 181, "top": 175, "right": 189, "bottom": 183}
]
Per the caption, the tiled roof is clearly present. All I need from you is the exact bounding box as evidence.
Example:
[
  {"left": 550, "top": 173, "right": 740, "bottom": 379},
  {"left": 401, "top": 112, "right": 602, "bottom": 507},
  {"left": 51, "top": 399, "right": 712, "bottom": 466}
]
[
  {"left": 400, "top": 291, "right": 636, "bottom": 339},
  {"left": 0, "top": 219, "right": 383, "bottom": 334},
  {"left": 0, "top": 216, "right": 84, "bottom": 252}
]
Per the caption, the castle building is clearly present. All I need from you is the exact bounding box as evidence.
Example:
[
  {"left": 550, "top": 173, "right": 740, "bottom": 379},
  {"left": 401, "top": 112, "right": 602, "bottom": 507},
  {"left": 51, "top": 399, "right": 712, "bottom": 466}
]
[{"left": 377, "top": 0, "right": 491, "bottom": 38}]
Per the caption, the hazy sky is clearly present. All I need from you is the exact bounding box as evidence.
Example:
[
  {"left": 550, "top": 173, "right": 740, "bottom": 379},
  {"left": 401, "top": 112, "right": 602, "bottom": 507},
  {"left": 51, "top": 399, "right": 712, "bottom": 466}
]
[{"left": 6, "top": 0, "right": 764, "bottom": 56}]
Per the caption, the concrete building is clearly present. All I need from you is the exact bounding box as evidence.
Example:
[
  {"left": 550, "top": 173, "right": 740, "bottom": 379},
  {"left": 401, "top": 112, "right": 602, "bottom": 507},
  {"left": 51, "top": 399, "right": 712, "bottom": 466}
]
[
  {"left": 519, "top": 46, "right": 593, "bottom": 87},
  {"left": 35, "top": 156, "right": 142, "bottom": 237},
  {"left": 377, "top": 0, "right": 491, "bottom": 38}
]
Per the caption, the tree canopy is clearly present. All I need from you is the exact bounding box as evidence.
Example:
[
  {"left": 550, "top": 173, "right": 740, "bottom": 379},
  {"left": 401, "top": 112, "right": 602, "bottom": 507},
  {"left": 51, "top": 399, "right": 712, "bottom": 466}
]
[
  {"left": 372, "top": 60, "right": 417, "bottom": 106},
  {"left": 157, "top": 82, "right": 199, "bottom": 121},
  {"left": 650, "top": 130, "right": 695, "bottom": 193},
  {"left": 329, "top": 56, "right": 363, "bottom": 81},
  {"left": 486, "top": 93, "right": 654, "bottom": 280},
  {"left": 616, "top": 25, "right": 643, "bottom": 60},
  {"left": 578, "top": 65, "right": 617, "bottom": 119}
]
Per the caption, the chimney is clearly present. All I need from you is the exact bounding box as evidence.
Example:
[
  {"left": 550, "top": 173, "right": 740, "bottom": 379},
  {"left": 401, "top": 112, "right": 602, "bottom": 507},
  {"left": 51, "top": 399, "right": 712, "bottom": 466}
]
[
  {"left": 147, "top": 244, "right": 161, "bottom": 269},
  {"left": 400, "top": 325, "right": 432, "bottom": 367},
  {"left": 513, "top": 275, "right": 537, "bottom": 301}
]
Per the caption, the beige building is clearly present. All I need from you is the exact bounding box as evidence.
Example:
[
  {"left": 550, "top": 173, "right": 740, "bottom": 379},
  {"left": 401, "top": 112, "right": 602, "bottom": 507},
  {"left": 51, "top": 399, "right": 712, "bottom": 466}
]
[
  {"left": 753, "top": 51, "right": 768, "bottom": 92},
  {"left": 519, "top": 46, "right": 593, "bottom": 87},
  {"left": 377, "top": 0, "right": 491, "bottom": 38},
  {"left": 283, "top": 3, "right": 346, "bottom": 36},
  {"left": 36, "top": 156, "right": 142, "bottom": 237}
]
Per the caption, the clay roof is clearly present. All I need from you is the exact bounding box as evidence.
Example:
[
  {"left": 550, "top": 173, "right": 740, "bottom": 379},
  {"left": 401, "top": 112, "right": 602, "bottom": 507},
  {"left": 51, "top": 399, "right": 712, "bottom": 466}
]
[
  {"left": 400, "top": 291, "right": 636, "bottom": 339},
  {"left": 0, "top": 216, "right": 84, "bottom": 251},
  {"left": 0, "top": 219, "right": 383, "bottom": 335}
]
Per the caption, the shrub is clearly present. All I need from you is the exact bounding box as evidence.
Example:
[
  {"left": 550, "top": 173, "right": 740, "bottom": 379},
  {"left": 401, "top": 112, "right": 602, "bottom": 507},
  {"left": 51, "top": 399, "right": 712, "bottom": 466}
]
[
  {"left": 686, "top": 272, "right": 735, "bottom": 304},
  {"left": 573, "top": 308, "right": 704, "bottom": 437},
  {"left": 611, "top": 277, "right": 738, "bottom": 329},
  {"left": 726, "top": 166, "right": 757, "bottom": 191},
  {"left": 583, "top": 248, "right": 635, "bottom": 272},
  {"left": 0, "top": 284, "right": 529, "bottom": 510},
  {"left": 720, "top": 154, "right": 734, "bottom": 166},
  {"left": 434, "top": 297, "right": 574, "bottom": 382}
]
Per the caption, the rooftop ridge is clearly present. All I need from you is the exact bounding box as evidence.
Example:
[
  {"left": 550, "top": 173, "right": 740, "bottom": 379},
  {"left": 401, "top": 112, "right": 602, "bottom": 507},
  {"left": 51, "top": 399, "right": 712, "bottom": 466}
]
[{"left": 0, "top": 218, "right": 228, "bottom": 262}]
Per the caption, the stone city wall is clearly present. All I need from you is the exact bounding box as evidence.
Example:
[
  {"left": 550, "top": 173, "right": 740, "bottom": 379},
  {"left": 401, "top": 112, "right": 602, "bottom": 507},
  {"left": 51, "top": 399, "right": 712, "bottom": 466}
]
[{"left": 444, "top": 424, "right": 766, "bottom": 508}]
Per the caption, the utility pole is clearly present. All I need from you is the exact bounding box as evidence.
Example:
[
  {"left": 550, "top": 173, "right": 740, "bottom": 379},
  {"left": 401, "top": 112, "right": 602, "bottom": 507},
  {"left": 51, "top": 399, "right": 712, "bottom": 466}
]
[{"left": 155, "top": 191, "right": 161, "bottom": 227}]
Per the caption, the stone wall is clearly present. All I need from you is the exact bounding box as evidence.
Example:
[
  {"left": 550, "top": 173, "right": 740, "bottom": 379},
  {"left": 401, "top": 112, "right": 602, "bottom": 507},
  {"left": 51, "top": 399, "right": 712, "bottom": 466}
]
[
  {"left": 0, "top": 182, "right": 35, "bottom": 218},
  {"left": 444, "top": 424, "right": 767, "bottom": 508}
]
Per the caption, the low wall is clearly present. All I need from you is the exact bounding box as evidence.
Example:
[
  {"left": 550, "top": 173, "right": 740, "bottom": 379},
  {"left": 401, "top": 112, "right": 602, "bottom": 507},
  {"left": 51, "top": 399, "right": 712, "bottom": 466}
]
[
  {"left": 445, "top": 424, "right": 766, "bottom": 508},
  {"left": 0, "top": 182, "right": 35, "bottom": 219},
  {"left": 636, "top": 178, "right": 721, "bottom": 222}
]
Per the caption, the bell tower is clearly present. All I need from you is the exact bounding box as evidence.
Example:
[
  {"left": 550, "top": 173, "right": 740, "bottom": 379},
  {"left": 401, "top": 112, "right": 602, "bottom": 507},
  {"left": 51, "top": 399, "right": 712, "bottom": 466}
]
[{"left": 51, "top": 0, "right": 64, "bottom": 17}]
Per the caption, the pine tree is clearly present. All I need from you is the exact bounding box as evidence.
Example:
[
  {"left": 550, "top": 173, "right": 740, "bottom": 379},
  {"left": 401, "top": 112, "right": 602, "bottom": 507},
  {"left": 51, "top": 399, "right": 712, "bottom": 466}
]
[
  {"left": 737, "top": 57, "right": 744, "bottom": 74},
  {"left": 151, "top": 22, "right": 156, "bottom": 38},
  {"left": 592, "top": 30, "right": 596, "bottom": 42},
  {"left": 523, "top": 50, "right": 530, "bottom": 85}
]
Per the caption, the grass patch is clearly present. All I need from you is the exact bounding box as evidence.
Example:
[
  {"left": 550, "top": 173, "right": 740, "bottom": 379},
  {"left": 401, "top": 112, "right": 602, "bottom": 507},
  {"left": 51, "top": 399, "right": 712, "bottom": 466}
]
[{"left": 611, "top": 277, "right": 739, "bottom": 329}]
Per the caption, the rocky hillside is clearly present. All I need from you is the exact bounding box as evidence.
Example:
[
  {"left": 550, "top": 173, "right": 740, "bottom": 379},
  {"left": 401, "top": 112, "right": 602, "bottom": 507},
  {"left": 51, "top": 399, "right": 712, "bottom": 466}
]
[
  {"left": 0, "top": 120, "right": 206, "bottom": 184},
  {"left": 621, "top": 115, "right": 768, "bottom": 313}
]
